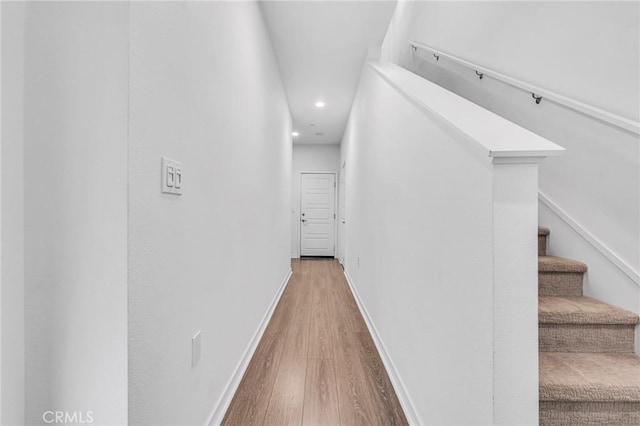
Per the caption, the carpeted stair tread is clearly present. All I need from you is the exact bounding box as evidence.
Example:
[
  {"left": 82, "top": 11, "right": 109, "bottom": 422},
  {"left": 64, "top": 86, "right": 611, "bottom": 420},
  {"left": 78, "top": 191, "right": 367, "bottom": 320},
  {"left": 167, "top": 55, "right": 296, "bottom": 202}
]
[
  {"left": 538, "top": 227, "right": 550, "bottom": 256},
  {"left": 539, "top": 296, "right": 640, "bottom": 325},
  {"left": 539, "top": 256, "right": 588, "bottom": 273},
  {"left": 540, "top": 352, "right": 640, "bottom": 402}
]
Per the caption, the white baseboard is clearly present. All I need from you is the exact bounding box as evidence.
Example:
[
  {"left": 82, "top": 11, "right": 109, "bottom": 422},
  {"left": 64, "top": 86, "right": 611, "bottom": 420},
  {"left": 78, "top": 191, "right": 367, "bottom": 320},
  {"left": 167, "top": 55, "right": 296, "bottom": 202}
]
[
  {"left": 343, "top": 268, "right": 422, "bottom": 426},
  {"left": 206, "top": 269, "right": 293, "bottom": 426},
  {"left": 538, "top": 191, "right": 639, "bottom": 285}
]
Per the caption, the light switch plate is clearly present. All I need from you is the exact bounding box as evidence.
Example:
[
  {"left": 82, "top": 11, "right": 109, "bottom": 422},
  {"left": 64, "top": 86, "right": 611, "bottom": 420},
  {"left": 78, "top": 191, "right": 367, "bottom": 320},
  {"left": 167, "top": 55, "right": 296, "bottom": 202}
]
[{"left": 161, "top": 157, "right": 183, "bottom": 195}]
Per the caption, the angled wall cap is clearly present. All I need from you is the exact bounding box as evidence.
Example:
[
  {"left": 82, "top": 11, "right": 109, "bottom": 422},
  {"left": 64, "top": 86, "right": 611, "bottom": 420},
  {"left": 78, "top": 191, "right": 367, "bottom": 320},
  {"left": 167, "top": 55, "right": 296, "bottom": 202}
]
[{"left": 367, "top": 61, "right": 566, "bottom": 163}]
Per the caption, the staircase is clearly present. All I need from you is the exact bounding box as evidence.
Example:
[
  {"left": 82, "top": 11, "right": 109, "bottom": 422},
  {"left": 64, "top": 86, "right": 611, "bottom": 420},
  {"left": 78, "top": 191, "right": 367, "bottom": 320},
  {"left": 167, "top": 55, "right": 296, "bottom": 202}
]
[{"left": 538, "top": 227, "right": 640, "bottom": 425}]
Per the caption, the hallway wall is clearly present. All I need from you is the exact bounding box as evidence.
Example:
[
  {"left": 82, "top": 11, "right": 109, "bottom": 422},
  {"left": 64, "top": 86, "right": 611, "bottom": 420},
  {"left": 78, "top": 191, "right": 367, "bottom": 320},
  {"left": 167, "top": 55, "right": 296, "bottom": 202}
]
[
  {"left": 291, "top": 144, "right": 340, "bottom": 257},
  {"left": 385, "top": 1, "right": 638, "bottom": 121},
  {"left": 127, "top": 3, "right": 291, "bottom": 425},
  {"left": 22, "top": 3, "right": 129, "bottom": 425},
  {"left": 1, "top": 2, "right": 25, "bottom": 424},
  {"left": 340, "top": 64, "right": 502, "bottom": 425},
  {"left": 382, "top": 1, "right": 640, "bottom": 324}
]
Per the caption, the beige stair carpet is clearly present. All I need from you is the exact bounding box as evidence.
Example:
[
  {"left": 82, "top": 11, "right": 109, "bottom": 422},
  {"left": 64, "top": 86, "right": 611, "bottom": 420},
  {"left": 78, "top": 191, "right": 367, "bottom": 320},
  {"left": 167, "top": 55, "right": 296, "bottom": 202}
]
[
  {"left": 539, "top": 296, "right": 638, "bottom": 353},
  {"left": 540, "top": 352, "right": 640, "bottom": 402},
  {"left": 538, "top": 256, "right": 587, "bottom": 297},
  {"left": 537, "top": 227, "right": 640, "bottom": 425}
]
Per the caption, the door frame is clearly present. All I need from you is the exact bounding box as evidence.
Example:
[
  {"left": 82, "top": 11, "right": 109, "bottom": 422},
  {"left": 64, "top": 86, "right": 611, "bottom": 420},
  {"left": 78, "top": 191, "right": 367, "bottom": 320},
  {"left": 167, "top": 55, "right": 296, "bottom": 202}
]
[
  {"left": 337, "top": 161, "right": 346, "bottom": 265},
  {"left": 299, "top": 171, "right": 338, "bottom": 258}
]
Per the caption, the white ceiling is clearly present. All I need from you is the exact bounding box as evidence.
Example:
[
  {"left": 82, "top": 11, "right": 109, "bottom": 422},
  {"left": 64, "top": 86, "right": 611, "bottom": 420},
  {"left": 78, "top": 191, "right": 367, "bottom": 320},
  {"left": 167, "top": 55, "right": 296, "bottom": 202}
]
[{"left": 260, "top": 1, "right": 397, "bottom": 145}]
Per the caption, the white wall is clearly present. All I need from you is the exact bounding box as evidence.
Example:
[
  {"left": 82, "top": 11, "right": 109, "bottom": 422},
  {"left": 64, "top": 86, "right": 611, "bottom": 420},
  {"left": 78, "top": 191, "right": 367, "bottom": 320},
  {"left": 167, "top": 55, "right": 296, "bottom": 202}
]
[
  {"left": 291, "top": 144, "right": 340, "bottom": 257},
  {"left": 127, "top": 3, "right": 291, "bottom": 425},
  {"left": 1, "top": 2, "right": 25, "bottom": 424},
  {"left": 386, "top": 1, "right": 639, "bottom": 121},
  {"left": 340, "top": 61, "right": 552, "bottom": 425},
  {"left": 22, "top": 3, "right": 129, "bottom": 425},
  {"left": 382, "top": 1, "right": 640, "bottom": 320}
]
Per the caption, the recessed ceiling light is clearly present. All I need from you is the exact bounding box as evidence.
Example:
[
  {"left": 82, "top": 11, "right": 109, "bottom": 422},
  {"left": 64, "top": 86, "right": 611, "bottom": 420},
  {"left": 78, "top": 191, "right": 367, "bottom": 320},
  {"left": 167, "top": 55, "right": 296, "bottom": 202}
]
[
  {"left": 292, "top": 131, "right": 299, "bottom": 137},
  {"left": 315, "top": 101, "right": 325, "bottom": 108}
]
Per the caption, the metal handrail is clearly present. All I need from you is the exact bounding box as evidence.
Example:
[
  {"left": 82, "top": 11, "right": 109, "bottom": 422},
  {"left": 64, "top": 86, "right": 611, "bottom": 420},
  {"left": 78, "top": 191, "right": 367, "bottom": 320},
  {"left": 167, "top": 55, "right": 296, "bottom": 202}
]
[{"left": 409, "top": 40, "right": 640, "bottom": 135}]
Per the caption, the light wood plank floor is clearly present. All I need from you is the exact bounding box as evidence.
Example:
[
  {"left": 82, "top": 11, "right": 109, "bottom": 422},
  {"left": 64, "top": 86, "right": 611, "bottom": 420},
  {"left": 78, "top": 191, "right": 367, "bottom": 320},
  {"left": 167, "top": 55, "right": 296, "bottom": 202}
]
[{"left": 222, "top": 258, "right": 408, "bottom": 426}]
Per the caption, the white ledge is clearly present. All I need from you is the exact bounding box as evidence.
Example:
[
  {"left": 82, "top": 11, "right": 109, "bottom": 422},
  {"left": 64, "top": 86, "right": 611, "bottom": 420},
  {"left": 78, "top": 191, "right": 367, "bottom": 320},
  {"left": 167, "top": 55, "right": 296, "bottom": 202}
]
[{"left": 368, "top": 61, "right": 565, "bottom": 161}]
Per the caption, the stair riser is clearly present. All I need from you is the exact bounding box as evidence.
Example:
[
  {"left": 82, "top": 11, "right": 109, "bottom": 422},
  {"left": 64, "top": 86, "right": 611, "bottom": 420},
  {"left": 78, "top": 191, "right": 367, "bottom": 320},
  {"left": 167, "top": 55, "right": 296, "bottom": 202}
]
[
  {"left": 539, "top": 234, "right": 548, "bottom": 256},
  {"left": 540, "top": 401, "right": 640, "bottom": 426},
  {"left": 539, "top": 272, "right": 584, "bottom": 297},
  {"left": 539, "top": 324, "right": 636, "bottom": 353}
]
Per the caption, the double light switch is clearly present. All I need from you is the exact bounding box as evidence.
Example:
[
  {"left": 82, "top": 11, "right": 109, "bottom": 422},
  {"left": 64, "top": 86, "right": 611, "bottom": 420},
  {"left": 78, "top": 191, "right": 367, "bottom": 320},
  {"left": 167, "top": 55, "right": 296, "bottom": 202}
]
[{"left": 162, "top": 157, "right": 183, "bottom": 195}]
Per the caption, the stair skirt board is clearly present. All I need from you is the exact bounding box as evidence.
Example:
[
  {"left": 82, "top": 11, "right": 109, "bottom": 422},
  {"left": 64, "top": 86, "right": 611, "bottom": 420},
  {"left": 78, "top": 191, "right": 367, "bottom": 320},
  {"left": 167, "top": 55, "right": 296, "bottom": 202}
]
[{"left": 538, "top": 192, "right": 640, "bottom": 286}]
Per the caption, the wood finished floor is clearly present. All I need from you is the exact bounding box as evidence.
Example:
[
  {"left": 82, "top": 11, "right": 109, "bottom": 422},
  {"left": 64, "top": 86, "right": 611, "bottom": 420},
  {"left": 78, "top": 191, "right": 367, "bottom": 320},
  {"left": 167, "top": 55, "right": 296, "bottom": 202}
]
[{"left": 222, "top": 258, "right": 408, "bottom": 426}]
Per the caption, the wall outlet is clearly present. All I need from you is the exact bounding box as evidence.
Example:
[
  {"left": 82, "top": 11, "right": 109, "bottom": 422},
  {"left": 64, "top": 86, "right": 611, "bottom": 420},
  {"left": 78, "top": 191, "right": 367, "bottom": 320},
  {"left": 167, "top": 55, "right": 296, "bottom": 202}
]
[
  {"left": 161, "top": 157, "right": 183, "bottom": 195},
  {"left": 192, "top": 331, "right": 201, "bottom": 368}
]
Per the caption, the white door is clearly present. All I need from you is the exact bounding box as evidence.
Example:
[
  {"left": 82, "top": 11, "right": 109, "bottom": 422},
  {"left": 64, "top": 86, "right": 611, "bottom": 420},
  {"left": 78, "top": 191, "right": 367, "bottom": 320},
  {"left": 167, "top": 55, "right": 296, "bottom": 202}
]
[{"left": 300, "top": 173, "right": 336, "bottom": 257}]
